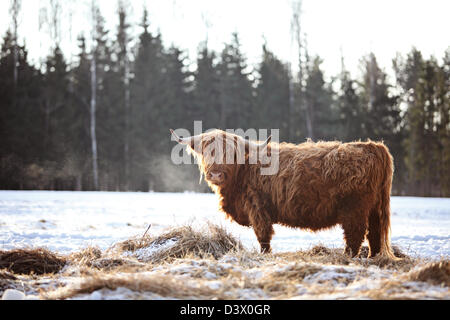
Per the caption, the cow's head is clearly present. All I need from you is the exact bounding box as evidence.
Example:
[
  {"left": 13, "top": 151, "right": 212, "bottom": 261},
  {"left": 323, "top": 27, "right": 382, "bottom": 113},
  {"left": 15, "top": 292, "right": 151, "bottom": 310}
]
[{"left": 171, "top": 129, "right": 271, "bottom": 188}]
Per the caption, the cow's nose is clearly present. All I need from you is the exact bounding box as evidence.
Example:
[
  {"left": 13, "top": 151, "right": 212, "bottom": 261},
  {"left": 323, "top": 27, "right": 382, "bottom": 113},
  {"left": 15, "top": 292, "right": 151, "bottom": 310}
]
[{"left": 209, "top": 172, "right": 223, "bottom": 180}]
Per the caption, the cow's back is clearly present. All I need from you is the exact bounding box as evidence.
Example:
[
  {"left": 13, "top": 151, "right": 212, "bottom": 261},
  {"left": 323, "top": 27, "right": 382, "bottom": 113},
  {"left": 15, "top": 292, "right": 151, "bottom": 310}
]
[{"left": 266, "top": 140, "right": 389, "bottom": 230}]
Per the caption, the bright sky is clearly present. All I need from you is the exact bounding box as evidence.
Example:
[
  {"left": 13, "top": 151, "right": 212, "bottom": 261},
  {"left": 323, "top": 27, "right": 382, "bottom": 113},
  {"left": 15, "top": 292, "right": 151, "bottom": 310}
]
[{"left": 0, "top": 0, "right": 449, "bottom": 80}]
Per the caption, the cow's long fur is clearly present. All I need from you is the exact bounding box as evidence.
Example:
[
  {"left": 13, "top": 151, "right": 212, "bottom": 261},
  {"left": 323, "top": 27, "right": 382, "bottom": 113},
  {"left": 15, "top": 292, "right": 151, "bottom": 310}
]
[{"left": 184, "top": 129, "right": 396, "bottom": 258}]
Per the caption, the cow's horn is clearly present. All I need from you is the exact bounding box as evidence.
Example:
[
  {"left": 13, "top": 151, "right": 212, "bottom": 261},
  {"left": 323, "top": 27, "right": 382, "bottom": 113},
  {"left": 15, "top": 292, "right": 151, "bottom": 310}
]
[
  {"left": 262, "top": 136, "right": 272, "bottom": 146},
  {"left": 170, "top": 129, "right": 193, "bottom": 145},
  {"left": 246, "top": 135, "right": 272, "bottom": 148}
]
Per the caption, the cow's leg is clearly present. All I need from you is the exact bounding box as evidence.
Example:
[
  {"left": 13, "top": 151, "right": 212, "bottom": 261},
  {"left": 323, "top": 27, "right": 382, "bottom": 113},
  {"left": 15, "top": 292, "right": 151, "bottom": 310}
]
[
  {"left": 247, "top": 189, "right": 274, "bottom": 254},
  {"left": 342, "top": 212, "right": 368, "bottom": 258},
  {"left": 366, "top": 208, "right": 381, "bottom": 258},
  {"left": 252, "top": 222, "right": 274, "bottom": 253}
]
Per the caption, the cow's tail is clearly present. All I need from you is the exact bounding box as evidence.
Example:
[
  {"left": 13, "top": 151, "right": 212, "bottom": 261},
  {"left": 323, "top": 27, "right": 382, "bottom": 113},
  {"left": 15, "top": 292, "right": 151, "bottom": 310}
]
[{"left": 377, "top": 143, "right": 397, "bottom": 259}]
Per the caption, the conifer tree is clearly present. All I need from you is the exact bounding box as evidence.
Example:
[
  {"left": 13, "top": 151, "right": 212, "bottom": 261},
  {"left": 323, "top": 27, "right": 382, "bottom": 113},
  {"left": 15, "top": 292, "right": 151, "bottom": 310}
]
[
  {"left": 130, "top": 7, "right": 166, "bottom": 190},
  {"left": 336, "top": 59, "right": 364, "bottom": 142},
  {"left": 438, "top": 50, "right": 450, "bottom": 196},
  {"left": 193, "top": 44, "right": 221, "bottom": 130},
  {"left": 0, "top": 31, "right": 44, "bottom": 189},
  {"left": 42, "top": 46, "right": 69, "bottom": 167},
  {"left": 394, "top": 49, "right": 426, "bottom": 195},
  {"left": 0, "top": 4, "right": 448, "bottom": 196},
  {"left": 303, "top": 55, "right": 336, "bottom": 140},
  {"left": 217, "top": 33, "right": 254, "bottom": 130},
  {"left": 256, "top": 44, "right": 290, "bottom": 141},
  {"left": 165, "top": 46, "right": 193, "bottom": 133},
  {"left": 66, "top": 35, "right": 91, "bottom": 190},
  {"left": 359, "top": 53, "right": 402, "bottom": 191},
  {"left": 112, "top": 0, "right": 132, "bottom": 190}
]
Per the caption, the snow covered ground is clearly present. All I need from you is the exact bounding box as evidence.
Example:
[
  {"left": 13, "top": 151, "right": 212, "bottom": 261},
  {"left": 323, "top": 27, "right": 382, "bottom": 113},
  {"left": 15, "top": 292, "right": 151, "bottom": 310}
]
[{"left": 0, "top": 191, "right": 449, "bottom": 259}]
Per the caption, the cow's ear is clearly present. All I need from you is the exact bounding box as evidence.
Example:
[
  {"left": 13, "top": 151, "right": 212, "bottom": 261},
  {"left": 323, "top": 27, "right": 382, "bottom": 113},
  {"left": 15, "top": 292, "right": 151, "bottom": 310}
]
[{"left": 189, "top": 138, "right": 196, "bottom": 150}]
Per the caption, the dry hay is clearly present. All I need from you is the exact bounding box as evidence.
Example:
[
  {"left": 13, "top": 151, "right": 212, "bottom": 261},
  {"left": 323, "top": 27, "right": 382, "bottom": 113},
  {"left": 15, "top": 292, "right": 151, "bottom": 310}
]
[
  {"left": 0, "top": 270, "right": 17, "bottom": 280},
  {"left": 0, "top": 270, "right": 18, "bottom": 293},
  {"left": 357, "top": 261, "right": 450, "bottom": 300},
  {"left": 275, "top": 245, "right": 417, "bottom": 272},
  {"left": 1, "top": 223, "right": 448, "bottom": 300},
  {"left": 45, "top": 273, "right": 220, "bottom": 300},
  {"left": 408, "top": 260, "right": 450, "bottom": 286},
  {"left": 0, "top": 248, "right": 67, "bottom": 275},
  {"left": 270, "top": 263, "right": 323, "bottom": 282},
  {"left": 88, "top": 258, "right": 144, "bottom": 271},
  {"left": 275, "top": 245, "right": 353, "bottom": 266},
  {"left": 67, "top": 246, "right": 144, "bottom": 272},
  {"left": 254, "top": 263, "right": 324, "bottom": 298},
  {"left": 69, "top": 247, "right": 102, "bottom": 265},
  {"left": 112, "top": 223, "right": 243, "bottom": 263},
  {"left": 358, "top": 245, "right": 408, "bottom": 259}
]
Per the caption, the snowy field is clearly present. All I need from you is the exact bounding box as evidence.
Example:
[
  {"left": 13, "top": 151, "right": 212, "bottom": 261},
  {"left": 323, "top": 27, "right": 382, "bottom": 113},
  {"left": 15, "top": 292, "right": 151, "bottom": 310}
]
[
  {"left": 0, "top": 191, "right": 449, "bottom": 259},
  {"left": 1, "top": 191, "right": 449, "bottom": 300}
]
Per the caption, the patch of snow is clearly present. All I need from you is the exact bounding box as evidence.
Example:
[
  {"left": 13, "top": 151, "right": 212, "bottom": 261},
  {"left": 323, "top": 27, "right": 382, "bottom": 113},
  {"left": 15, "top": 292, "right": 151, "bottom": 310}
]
[
  {"left": 218, "top": 255, "right": 239, "bottom": 264},
  {"left": 206, "top": 281, "right": 222, "bottom": 290},
  {"left": 203, "top": 271, "right": 218, "bottom": 280},
  {"left": 232, "top": 288, "right": 269, "bottom": 300},
  {"left": 2, "top": 289, "right": 26, "bottom": 300},
  {"left": 122, "top": 238, "right": 177, "bottom": 262},
  {"left": 0, "top": 191, "right": 448, "bottom": 259},
  {"left": 304, "top": 267, "right": 355, "bottom": 286}
]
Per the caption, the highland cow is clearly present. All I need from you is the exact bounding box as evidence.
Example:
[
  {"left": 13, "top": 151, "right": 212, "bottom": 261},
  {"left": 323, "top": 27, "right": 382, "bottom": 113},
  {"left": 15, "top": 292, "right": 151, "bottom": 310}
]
[{"left": 171, "top": 129, "right": 396, "bottom": 258}]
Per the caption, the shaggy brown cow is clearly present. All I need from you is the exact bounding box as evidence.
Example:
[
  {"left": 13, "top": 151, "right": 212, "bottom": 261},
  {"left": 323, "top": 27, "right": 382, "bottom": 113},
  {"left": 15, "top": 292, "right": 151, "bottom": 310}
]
[{"left": 171, "top": 129, "right": 396, "bottom": 258}]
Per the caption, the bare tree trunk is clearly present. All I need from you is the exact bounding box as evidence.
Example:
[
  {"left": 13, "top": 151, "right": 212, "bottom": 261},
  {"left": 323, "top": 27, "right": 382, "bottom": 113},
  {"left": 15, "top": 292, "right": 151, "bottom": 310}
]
[
  {"left": 291, "top": 0, "right": 314, "bottom": 140},
  {"left": 76, "top": 174, "right": 82, "bottom": 191},
  {"left": 124, "top": 55, "right": 130, "bottom": 190},
  {"left": 304, "top": 99, "right": 314, "bottom": 140},
  {"left": 45, "top": 101, "right": 50, "bottom": 138},
  {"left": 90, "top": 57, "right": 99, "bottom": 190},
  {"left": 90, "top": 0, "right": 99, "bottom": 191},
  {"left": 10, "top": 0, "right": 21, "bottom": 86},
  {"left": 369, "top": 57, "right": 376, "bottom": 113},
  {"left": 302, "top": 24, "right": 314, "bottom": 140},
  {"left": 66, "top": 0, "right": 75, "bottom": 66},
  {"left": 288, "top": 64, "right": 294, "bottom": 141},
  {"left": 220, "top": 86, "right": 227, "bottom": 129},
  {"left": 118, "top": 0, "right": 131, "bottom": 190},
  {"left": 49, "top": 0, "right": 61, "bottom": 48}
]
